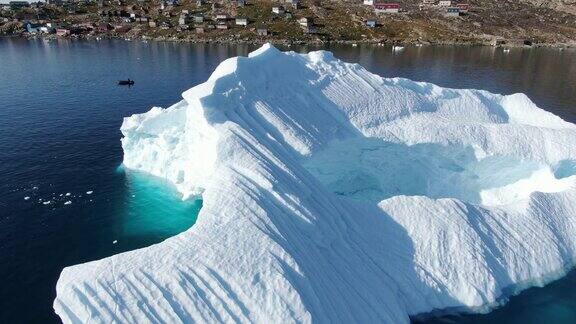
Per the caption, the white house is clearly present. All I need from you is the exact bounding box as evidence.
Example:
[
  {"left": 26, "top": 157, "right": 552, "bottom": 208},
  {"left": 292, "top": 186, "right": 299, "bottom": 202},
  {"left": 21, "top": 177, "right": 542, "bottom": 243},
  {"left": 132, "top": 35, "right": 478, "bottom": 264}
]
[
  {"left": 178, "top": 16, "right": 189, "bottom": 25},
  {"left": 298, "top": 17, "right": 310, "bottom": 27},
  {"left": 438, "top": 0, "right": 453, "bottom": 6},
  {"left": 235, "top": 17, "right": 248, "bottom": 26},
  {"left": 363, "top": 0, "right": 374, "bottom": 5},
  {"left": 272, "top": 6, "right": 285, "bottom": 14},
  {"left": 285, "top": 0, "right": 299, "bottom": 9}
]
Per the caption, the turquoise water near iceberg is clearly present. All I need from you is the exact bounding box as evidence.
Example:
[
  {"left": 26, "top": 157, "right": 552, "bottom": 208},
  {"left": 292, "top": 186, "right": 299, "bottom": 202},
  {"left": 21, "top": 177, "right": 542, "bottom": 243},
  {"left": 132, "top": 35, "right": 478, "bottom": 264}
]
[
  {"left": 119, "top": 168, "right": 202, "bottom": 240},
  {"left": 2, "top": 39, "right": 576, "bottom": 323}
]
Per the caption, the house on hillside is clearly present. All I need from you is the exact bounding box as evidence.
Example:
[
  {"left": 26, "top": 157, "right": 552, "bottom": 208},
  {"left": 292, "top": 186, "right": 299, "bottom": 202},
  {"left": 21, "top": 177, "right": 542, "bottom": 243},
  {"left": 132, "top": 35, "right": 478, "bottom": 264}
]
[
  {"left": 363, "top": 0, "right": 374, "bottom": 5},
  {"left": 237, "top": 0, "right": 246, "bottom": 7},
  {"left": 235, "top": 17, "right": 248, "bottom": 26},
  {"left": 366, "top": 19, "right": 377, "bottom": 28},
  {"left": 193, "top": 14, "right": 204, "bottom": 23},
  {"left": 38, "top": 26, "right": 49, "bottom": 33},
  {"left": 272, "top": 6, "right": 285, "bottom": 14},
  {"left": 216, "top": 14, "right": 228, "bottom": 21},
  {"left": 178, "top": 15, "right": 189, "bottom": 25},
  {"left": 445, "top": 7, "right": 460, "bottom": 16},
  {"left": 457, "top": 3, "right": 469, "bottom": 13},
  {"left": 56, "top": 28, "right": 70, "bottom": 37},
  {"left": 374, "top": 3, "right": 400, "bottom": 13},
  {"left": 298, "top": 17, "right": 311, "bottom": 27},
  {"left": 438, "top": 0, "right": 453, "bottom": 6},
  {"left": 285, "top": 0, "right": 299, "bottom": 9},
  {"left": 257, "top": 27, "right": 268, "bottom": 36},
  {"left": 26, "top": 23, "right": 41, "bottom": 34}
]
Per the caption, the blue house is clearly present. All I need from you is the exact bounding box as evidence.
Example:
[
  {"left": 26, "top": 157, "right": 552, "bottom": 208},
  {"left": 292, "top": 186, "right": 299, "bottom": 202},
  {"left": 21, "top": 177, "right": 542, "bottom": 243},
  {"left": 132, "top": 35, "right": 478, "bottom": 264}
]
[
  {"left": 366, "top": 19, "right": 377, "bottom": 28},
  {"left": 26, "top": 22, "right": 42, "bottom": 34}
]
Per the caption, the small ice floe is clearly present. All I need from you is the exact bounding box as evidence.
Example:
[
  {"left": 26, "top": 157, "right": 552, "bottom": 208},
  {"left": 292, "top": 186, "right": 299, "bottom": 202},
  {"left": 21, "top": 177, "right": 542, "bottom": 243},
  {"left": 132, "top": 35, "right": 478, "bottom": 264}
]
[
  {"left": 43, "top": 201, "right": 51, "bottom": 205},
  {"left": 59, "top": 194, "right": 63, "bottom": 197},
  {"left": 33, "top": 186, "right": 38, "bottom": 190},
  {"left": 64, "top": 201, "right": 72, "bottom": 205},
  {"left": 112, "top": 240, "right": 118, "bottom": 244},
  {"left": 86, "top": 191, "right": 93, "bottom": 195},
  {"left": 24, "top": 196, "right": 30, "bottom": 200},
  {"left": 65, "top": 192, "right": 71, "bottom": 196}
]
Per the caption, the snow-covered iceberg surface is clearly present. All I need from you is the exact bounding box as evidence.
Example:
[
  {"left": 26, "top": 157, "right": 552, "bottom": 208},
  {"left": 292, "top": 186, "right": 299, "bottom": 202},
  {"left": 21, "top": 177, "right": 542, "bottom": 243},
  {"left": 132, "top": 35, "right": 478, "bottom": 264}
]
[{"left": 54, "top": 44, "right": 576, "bottom": 323}]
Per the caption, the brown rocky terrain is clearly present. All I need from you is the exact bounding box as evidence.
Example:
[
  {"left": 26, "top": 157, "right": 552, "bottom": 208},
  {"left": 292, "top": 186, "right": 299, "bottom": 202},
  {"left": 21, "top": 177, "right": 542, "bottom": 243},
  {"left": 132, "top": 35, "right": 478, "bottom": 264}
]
[{"left": 1, "top": 0, "right": 575, "bottom": 47}]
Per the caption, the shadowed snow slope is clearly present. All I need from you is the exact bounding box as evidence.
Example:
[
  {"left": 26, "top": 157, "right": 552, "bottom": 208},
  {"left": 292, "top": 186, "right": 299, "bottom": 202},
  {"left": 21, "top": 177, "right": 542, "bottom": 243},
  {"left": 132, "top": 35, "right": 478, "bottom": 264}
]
[{"left": 54, "top": 44, "right": 576, "bottom": 323}]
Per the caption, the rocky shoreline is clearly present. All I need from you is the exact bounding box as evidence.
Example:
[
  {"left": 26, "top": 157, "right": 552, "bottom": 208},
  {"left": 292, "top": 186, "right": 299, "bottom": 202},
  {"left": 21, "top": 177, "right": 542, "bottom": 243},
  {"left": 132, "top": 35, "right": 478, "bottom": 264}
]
[{"left": 6, "top": 33, "right": 575, "bottom": 50}]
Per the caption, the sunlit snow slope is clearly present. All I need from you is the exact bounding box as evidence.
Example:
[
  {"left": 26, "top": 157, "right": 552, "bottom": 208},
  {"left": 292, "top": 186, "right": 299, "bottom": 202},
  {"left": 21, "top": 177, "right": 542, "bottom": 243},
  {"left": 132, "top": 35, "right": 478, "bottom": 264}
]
[{"left": 54, "top": 44, "right": 576, "bottom": 323}]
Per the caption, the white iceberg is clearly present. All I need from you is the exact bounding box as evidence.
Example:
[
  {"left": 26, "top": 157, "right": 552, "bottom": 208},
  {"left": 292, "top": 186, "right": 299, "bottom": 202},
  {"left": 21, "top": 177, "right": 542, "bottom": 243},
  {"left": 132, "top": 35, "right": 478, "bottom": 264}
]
[{"left": 54, "top": 44, "right": 576, "bottom": 323}]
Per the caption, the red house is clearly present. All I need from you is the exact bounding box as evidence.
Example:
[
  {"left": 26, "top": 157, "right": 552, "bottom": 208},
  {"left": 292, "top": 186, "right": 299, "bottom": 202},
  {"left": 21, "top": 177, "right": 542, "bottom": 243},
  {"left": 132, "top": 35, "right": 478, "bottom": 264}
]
[
  {"left": 457, "top": 3, "right": 469, "bottom": 13},
  {"left": 374, "top": 3, "right": 400, "bottom": 13}
]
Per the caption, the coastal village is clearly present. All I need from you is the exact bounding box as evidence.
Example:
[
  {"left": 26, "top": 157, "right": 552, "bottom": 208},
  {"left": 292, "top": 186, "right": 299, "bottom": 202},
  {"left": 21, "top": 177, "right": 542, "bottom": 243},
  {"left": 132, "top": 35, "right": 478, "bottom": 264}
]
[{"left": 1, "top": 0, "right": 576, "bottom": 46}]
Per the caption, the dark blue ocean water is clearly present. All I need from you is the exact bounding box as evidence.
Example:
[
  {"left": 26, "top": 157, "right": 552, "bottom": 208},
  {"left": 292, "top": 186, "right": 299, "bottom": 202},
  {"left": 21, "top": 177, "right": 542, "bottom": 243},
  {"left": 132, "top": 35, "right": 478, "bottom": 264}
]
[{"left": 1, "top": 39, "right": 576, "bottom": 323}]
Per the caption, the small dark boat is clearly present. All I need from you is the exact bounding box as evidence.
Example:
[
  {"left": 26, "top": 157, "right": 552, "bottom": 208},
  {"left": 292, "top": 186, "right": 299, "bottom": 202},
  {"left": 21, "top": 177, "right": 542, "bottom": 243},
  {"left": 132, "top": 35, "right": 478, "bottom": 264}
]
[{"left": 118, "top": 79, "right": 134, "bottom": 86}]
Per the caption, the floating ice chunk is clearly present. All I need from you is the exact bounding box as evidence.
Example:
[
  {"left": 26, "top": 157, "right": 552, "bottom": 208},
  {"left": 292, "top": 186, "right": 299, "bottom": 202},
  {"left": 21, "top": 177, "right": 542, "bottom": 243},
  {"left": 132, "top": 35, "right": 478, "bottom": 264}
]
[
  {"left": 86, "top": 191, "right": 93, "bottom": 195},
  {"left": 42, "top": 201, "right": 51, "bottom": 205},
  {"left": 64, "top": 201, "right": 72, "bottom": 205},
  {"left": 24, "top": 196, "right": 30, "bottom": 200},
  {"left": 112, "top": 240, "right": 118, "bottom": 244},
  {"left": 65, "top": 193, "right": 71, "bottom": 197},
  {"left": 54, "top": 44, "right": 576, "bottom": 324}
]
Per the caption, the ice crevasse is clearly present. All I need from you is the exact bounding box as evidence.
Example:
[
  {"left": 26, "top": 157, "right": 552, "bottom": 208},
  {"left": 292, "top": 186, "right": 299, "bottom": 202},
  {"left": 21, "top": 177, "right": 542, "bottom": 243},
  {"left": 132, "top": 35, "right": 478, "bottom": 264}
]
[{"left": 55, "top": 44, "right": 576, "bottom": 323}]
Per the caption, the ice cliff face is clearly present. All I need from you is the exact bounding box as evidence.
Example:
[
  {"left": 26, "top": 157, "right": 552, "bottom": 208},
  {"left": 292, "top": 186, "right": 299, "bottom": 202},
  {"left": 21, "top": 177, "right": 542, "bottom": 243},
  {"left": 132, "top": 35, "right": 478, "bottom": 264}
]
[{"left": 54, "top": 44, "right": 576, "bottom": 323}]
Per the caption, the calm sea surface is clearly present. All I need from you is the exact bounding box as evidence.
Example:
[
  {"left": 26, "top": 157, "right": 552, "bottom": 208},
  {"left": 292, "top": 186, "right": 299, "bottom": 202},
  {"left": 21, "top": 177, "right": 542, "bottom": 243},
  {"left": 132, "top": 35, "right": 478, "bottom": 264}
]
[{"left": 1, "top": 39, "right": 575, "bottom": 323}]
